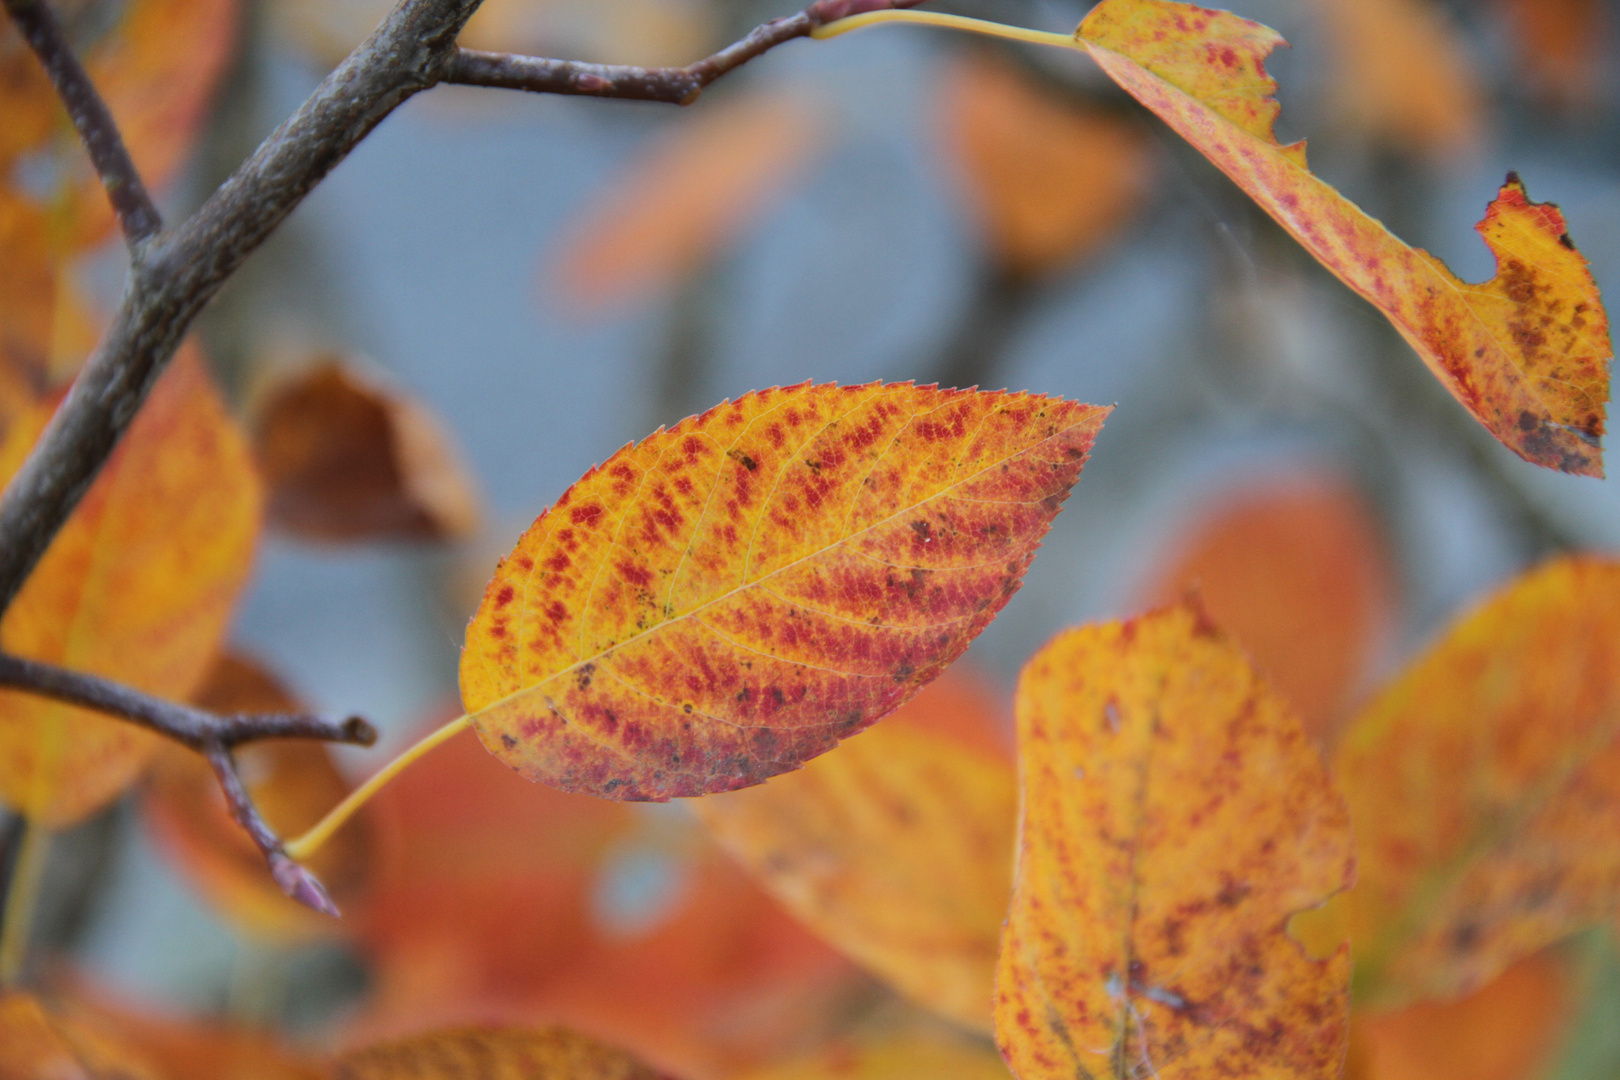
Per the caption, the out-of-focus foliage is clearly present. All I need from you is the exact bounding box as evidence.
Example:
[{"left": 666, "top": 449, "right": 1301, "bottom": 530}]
[{"left": 0, "top": 348, "right": 260, "bottom": 826}]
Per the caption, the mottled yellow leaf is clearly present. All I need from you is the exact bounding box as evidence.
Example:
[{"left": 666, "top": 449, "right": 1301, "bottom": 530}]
[
  {"left": 998, "top": 604, "right": 1354, "bottom": 1080},
  {"left": 1326, "top": 556, "right": 1620, "bottom": 1006}
]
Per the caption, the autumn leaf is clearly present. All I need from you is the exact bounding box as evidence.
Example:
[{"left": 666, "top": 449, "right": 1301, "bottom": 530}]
[
  {"left": 1312, "top": 0, "right": 1483, "bottom": 156},
  {"left": 997, "top": 605, "right": 1354, "bottom": 1080},
  {"left": 1075, "top": 0, "right": 1612, "bottom": 475},
  {"left": 333, "top": 1027, "right": 678, "bottom": 1080},
  {"left": 1321, "top": 556, "right": 1620, "bottom": 1006},
  {"left": 697, "top": 669, "right": 1016, "bottom": 1031},
  {"left": 0, "top": 345, "right": 261, "bottom": 826},
  {"left": 252, "top": 357, "right": 482, "bottom": 543},
  {"left": 0, "top": 992, "right": 164, "bottom": 1080},
  {"left": 547, "top": 90, "right": 828, "bottom": 313},
  {"left": 737, "top": 1036, "right": 1012, "bottom": 1080},
  {"left": 1344, "top": 950, "right": 1573, "bottom": 1080},
  {"left": 142, "top": 653, "right": 373, "bottom": 942},
  {"left": 939, "top": 52, "right": 1153, "bottom": 278},
  {"left": 350, "top": 712, "right": 860, "bottom": 1080},
  {"left": 1139, "top": 476, "right": 1395, "bottom": 745},
  {"left": 461, "top": 383, "right": 1108, "bottom": 801}
]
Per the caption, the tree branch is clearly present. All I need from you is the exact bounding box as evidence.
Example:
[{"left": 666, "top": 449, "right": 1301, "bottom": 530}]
[
  {"left": 441, "top": 0, "right": 926, "bottom": 102},
  {"left": 0, "top": 0, "right": 484, "bottom": 616},
  {"left": 203, "top": 743, "right": 340, "bottom": 917},
  {"left": 2, "top": 0, "right": 162, "bottom": 244},
  {"left": 0, "top": 652, "right": 372, "bottom": 915},
  {"left": 0, "top": 653, "right": 376, "bottom": 750}
]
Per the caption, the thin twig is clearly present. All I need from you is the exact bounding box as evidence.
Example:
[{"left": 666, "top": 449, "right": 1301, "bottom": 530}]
[
  {"left": 203, "top": 742, "right": 340, "bottom": 917},
  {"left": 1, "top": 0, "right": 161, "bottom": 244},
  {"left": 441, "top": 0, "right": 925, "bottom": 102},
  {"left": 0, "top": 653, "right": 376, "bottom": 750}
]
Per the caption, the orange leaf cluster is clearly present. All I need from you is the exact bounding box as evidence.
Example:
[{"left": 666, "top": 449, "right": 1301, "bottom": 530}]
[
  {"left": 1075, "top": 0, "right": 1612, "bottom": 475},
  {"left": 998, "top": 605, "right": 1354, "bottom": 1079},
  {"left": 0, "top": 347, "right": 260, "bottom": 826},
  {"left": 462, "top": 383, "right": 1107, "bottom": 801}
]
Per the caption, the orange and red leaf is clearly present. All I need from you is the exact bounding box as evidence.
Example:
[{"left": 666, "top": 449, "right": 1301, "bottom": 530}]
[
  {"left": 461, "top": 383, "right": 1107, "bottom": 801},
  {"left": 1076, "top": 0, "right": 1612, "bottom": 475}
]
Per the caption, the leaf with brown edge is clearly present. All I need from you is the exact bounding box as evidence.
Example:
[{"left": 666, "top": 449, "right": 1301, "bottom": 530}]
[
  {"left": 461, "top": 383, "right": 1109, "bottom": 801},
  {"left": 736, "top": 1035, "right": 1013, "bottom": 1080},
  {"left": 1075, "top": 0, "right": 1612, "bottom": 475},
  {"left": 939, "top": 51, "right": 1153, "bottom": 279},
  {"left": 1317, "top": 556, "right": 1620, "bottom": 1007},
  {"left": 1344, "top": 950, "right": 1573, "bottom": 1080},
  {"left": 332, "top": 1027, "right": 679, "bottom": 1080},
  {"left": 546, "top": 90, "right": 829, "bottom": 314},
  {"left": 0, "top": 992, "right": 164, "bottom": 1080},
  {"left": 696, "top": 667, "right": 1016, "bottom": 1031},
  {"left": 252, "top": 357, "right": 481, "bottom": 543},
  {"left": 143, "top": 653, "right": 373, "bottom": 942},
  {"left": 997, "top": 604, "right": 1354, "bottom": 1080},
  {"left": 0, "top": 345, "right": 262, "bottom": 826},
  {"left": 1139, "top": 475, "right": 1395, "bottom": 747}
]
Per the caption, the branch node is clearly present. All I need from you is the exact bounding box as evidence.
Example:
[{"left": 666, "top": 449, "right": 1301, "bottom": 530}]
[{"left": 269, "top": 851, "right": 341, "bottom": 918}]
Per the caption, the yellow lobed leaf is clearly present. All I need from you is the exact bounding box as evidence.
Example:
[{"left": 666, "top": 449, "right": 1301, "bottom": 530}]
[
  {"left": 997, "top": 604, "right": 1354, "bottom": 1080},
  {"left": 0, "top": 345, "right": 262, "bottom": 826},
  {"left": 938, "top": 52, "right": 1153, "bottom": 278},
  {"left": 332, "top": 1027, "right": 678, "bottom": 1080},
  {"left": 1076, "top": 0, "right": 1612, "bottom": 475},
  {"left": 461, "top": 383, "right": 1108, "bottom": 801},
  {"left": 1325, "top": 555, "right": 1620, "bottom": 1006},
  {"left": 547, "top": 90, "right": 829, "bottom": 313},
  {"left": 736, "top": 1036, "right": 1012, "bottom": 1080},
  {"left": 696, "top": 670, "right": 1017, "bottom": 1031}
]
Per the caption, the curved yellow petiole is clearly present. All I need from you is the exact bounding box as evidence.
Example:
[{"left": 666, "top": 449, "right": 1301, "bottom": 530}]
[
  {"left": 284, "top": 713, "right": 472, "bottom": 862},
  {"left": 810, "top": 9, "right": 1080, "bottom": 51}
]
